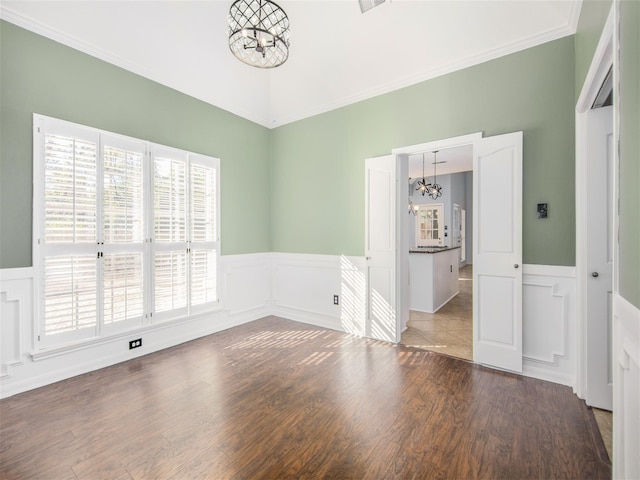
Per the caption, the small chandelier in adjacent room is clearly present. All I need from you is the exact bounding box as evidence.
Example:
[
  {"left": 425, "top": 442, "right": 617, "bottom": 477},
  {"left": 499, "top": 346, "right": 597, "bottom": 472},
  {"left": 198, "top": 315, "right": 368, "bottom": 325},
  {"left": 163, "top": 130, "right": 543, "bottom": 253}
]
[
  {"left": 416, "top": 153, "right": 430, "bottom": 196},
  {"left": 228, "top": 0, "right": 291, "bottom": 68},
  {"left": 408, "top": 178, "right": 418, "bottom": 215},
  {"left": 427, "top": 150, "right": 443, "bottom": 200}
]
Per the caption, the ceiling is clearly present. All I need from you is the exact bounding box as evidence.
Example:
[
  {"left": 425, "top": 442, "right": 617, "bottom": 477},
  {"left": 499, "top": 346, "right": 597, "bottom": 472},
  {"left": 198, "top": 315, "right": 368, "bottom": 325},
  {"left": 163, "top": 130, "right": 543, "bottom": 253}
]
[
  {"left": 1, "top": 0, "right": 581, "bottom": 128},
  {"left": 408, "top": 144, "right": 473, "bottom": 180}
]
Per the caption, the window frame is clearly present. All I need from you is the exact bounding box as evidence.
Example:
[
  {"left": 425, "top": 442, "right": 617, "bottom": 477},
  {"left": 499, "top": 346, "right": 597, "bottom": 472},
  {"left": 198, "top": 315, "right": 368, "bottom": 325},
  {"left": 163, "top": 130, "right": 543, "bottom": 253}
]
[{"left": 33, "top": 114, "right": 221, "bottom": 352}]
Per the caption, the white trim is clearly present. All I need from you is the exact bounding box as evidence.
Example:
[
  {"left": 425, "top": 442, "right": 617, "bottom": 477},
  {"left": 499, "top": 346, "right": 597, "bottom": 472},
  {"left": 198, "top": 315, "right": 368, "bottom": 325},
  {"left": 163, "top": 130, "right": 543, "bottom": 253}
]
[
  {"left": 576, "top": 7, "right": 615, "bottom": 113},
  {"left": 0, "top": 267, "right": 34, "bottom": 281},
  {"left": 567, "top": 0, "right": 584, "bottom": 35},
  {"left": 392, "top": 133, "right": 483, "bottom": 156},
  {"left": 612, "top": 292, "right": 640, "bottom": 479},
  {"left": 614, "top": 294, "right": 640, "bottom": 367},
  {"left": 522, "top": 264, "right": 576, "bottom": 278}
]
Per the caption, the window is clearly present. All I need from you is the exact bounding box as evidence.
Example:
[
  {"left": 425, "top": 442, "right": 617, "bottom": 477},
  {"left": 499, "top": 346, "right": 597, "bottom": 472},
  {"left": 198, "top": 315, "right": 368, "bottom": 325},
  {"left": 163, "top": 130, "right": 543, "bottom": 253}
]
[
  {"left": 34, "top": 115, "right": 220, "bottom": 349},
  {"left": 415, "top": 204, "right": 444, "bottom": 247}
]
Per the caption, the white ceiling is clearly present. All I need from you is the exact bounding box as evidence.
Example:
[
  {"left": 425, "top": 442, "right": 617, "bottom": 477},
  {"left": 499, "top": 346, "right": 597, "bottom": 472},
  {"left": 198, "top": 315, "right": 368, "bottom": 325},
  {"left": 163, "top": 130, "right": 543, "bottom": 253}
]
[
  {"left": 408, "top": 144, "right": 473, "bottom": 180},
  {"left": 1, "top": 0, "right": 581, "bottom": 128}
]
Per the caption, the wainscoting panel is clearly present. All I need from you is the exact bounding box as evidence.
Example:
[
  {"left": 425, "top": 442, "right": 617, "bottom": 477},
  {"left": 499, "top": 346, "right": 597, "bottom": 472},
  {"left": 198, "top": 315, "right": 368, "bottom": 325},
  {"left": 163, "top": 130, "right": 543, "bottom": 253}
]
[
  {"left": 613, "top": 294, "right": 640, "bottom": 479},
  {"left": 221, "top": 253, "right": 272, "bottom": 318},
  {"left": 272, "top": 253, "right": 367, "bottom": 336},
  {"left": 0, "top": 268, "right": 33, "bottom": 379},
  {"left": 521, "top": 265, "right": 576, "bottom": 386}
]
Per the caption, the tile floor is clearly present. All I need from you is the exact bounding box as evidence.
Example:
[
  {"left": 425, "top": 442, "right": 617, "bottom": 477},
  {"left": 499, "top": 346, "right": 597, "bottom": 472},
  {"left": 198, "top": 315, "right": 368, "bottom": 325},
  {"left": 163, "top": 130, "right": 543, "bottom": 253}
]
[
  {"left": 401, "top": 265, "right": 473, "bottom": 360},
  {"left": 401, "top": 265, "right": 613, "bottom": 461},
  {"left": 593, "top": 408, "right": 613, "bottom": 461}
]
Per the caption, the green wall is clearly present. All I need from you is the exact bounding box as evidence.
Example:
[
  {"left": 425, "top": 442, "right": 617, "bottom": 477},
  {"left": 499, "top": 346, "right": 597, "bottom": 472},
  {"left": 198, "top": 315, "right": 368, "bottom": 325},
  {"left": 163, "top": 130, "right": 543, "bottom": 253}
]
[
  {"left": 0, "top": 20, "right": 271, "bottom": 268},
  {"left": 271, "top": 37, "right": 576, "bottom": 265},
  {"left": 619, "top": 0, "right": 640, "bottom": 308},
  {"left": 3, "top": 12, "right": 634, "bottom": 300}
]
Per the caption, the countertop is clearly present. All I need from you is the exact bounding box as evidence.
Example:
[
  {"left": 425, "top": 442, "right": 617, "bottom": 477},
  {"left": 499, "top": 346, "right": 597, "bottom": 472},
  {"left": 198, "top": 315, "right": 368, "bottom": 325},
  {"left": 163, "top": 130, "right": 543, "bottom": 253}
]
[{"left": 409, "top": 246, "right": 461, "bottom": 254}]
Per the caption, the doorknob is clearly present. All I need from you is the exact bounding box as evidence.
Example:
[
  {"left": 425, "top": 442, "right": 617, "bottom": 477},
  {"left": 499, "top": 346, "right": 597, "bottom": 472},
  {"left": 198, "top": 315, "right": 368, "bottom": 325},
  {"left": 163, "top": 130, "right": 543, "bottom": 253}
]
[
  {"left": 366, "top": 256, "right": 371, "bottom": 260},
  {"left": 514, "top": 264, "right": 519, "bottom": 269},
  {"left": 592, "top": 272, "right": 599, "bottom": 278}
]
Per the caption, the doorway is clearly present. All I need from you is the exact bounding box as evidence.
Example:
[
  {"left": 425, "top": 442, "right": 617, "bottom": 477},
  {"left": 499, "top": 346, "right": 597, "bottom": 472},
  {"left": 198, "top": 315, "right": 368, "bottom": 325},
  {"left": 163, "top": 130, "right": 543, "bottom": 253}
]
[
  {"left": 402, "top": 146, "right": 474, "bottom": 360},
  {"left": 365, "top": 131, "right": 523, "bottom": 372}
]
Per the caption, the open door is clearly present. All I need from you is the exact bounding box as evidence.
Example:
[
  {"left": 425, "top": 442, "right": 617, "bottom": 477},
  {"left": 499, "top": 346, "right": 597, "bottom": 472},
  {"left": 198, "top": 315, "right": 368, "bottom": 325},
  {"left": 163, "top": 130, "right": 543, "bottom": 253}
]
[
  {"left": 365, "top": 155, "right": 397, "bottom": 343},
  {"left": 473, "top": 132, "right": 523, "bottom": 373},
  {"left": 586, "top": 105, "right": 614, "bottom": 410}
]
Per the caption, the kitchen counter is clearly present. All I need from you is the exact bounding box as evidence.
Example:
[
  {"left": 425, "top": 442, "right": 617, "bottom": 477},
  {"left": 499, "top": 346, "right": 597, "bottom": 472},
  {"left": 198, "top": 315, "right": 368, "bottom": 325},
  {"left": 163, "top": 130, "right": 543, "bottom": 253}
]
[
  {"left": 409, "top": 247, "right": 460, "bottom": 313},
  {"left": 409, "top": 246, "right": 461, "bottom": 254}
]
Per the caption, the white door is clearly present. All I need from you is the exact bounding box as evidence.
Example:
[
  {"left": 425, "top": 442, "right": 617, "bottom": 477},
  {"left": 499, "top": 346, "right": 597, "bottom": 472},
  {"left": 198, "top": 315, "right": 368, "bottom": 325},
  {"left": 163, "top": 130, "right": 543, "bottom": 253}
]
[
  {"left": 473, "top": 132, "right": 523, "bottom": 373},
  {"left": 586, "top": 105, "right": 614, "bottom": 410},
  {"left": 365, "top": 155, "right": 397, "bottom": 343}
]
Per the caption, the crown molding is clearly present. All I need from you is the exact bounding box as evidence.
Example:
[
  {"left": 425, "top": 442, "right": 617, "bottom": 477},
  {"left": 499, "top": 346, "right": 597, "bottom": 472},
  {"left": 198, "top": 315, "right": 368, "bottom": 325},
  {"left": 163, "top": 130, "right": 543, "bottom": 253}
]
[
  {"left": 2, "top": 4, "right": 579, "bottom": 131},
  {"left": 0, "top": 7, "right": 274, "bottom": 129},
  {"left": 568, "top": 0, "right": 583, "bottom": 34},
  {"left": 268, "top": 22, "right": 577, "bottom": 128}
]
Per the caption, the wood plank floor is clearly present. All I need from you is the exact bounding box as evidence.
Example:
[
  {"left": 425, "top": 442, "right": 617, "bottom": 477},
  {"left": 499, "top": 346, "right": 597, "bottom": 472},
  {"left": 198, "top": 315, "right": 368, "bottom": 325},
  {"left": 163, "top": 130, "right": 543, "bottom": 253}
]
[{"left": 1, "top": 316, "right": 610, "bottom": 479}]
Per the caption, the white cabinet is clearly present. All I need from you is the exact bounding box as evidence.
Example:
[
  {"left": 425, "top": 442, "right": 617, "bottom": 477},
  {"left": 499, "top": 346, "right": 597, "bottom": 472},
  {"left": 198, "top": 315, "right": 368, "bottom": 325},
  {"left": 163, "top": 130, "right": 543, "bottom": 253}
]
[{"left": 409, "top": 248, "right": 460, "bottom": 313}]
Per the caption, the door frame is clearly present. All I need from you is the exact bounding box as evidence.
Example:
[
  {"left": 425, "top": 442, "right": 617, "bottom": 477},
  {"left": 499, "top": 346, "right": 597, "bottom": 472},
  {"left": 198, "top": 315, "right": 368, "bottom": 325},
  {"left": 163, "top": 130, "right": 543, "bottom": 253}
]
[
  {"left": 391, "top": 133, "right": 481, "bottom": 343},
  {"left": 575, "top": 5, "right": 615, "bottom": 400}
]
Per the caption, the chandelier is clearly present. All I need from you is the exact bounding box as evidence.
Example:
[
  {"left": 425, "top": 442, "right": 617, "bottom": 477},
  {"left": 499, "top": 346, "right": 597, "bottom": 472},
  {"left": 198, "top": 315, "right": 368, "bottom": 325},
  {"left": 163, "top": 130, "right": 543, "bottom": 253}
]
[
  {"left": 408, "top": 178, "right": 417, "bottom": 215},
  {"left": 415, "top": 151, "right": 443, "bottom": 199},
  {"left": 427, "top": 150, "right": 443, "bottom": 199},
  {"left": 228, "top": 0, "right": 291, "bottom": 68},
  {"left": 416, "top": 153, "right": 429, "bottom": 196}
]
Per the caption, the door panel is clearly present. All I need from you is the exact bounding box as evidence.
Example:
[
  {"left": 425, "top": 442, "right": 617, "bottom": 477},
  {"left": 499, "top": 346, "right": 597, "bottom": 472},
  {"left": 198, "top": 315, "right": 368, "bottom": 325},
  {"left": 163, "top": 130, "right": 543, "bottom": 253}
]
[
  {"left": 586, "top": 105, "right": 614, "bottom": 410},
  {"left": 473, "top": 132, "right": 523, "bottom": 373},
  {"left": 365, "top": 155, "right": 397, "bottom": 343}
]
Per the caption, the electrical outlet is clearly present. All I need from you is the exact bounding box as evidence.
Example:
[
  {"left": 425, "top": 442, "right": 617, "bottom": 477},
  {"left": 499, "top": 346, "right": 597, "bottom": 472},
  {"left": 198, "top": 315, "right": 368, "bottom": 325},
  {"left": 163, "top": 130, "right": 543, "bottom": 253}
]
[
  {"left": 333, "top": 295, "right": 339, "bottom": 305},
  {"left": 129, "top": 338, "right": 142, "bottom": 349}
]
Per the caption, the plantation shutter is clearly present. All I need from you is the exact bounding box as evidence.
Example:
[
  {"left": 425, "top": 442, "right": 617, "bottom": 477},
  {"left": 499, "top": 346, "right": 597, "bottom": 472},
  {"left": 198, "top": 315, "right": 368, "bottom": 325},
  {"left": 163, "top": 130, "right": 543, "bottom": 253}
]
[
  {"left": 101, "top": 135, "right": 146, "bottom": 332},
  {"left": 39, "top": 121, "right": 99, "bottom": 345},
  {"left": 152, "top": 147, "right": 188, "bottom": 319},
  {"left": 35, "top": 115, "right": 221, "bottom": 350},
  {"left": 189, "top": 155, "right": 219, "bottom": 310}
]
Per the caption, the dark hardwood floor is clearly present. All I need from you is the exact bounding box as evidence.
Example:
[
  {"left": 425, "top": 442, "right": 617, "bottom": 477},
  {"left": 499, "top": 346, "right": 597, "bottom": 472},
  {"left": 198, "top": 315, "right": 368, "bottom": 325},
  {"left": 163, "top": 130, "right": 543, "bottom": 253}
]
[{"left": 1, "top": 316, "right": 610, "bottom": 479}]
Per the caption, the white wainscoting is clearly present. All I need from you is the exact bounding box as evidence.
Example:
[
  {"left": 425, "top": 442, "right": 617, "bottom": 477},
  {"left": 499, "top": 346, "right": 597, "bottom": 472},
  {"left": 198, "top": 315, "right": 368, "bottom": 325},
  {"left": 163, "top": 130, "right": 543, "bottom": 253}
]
[
  {"left": 0, "top": 253, "right": 271, "bottom": 398},
  {"left": 272, "top": 253, "right": 367, "bottom": 337},
  {"left": 521, "top": 265, "right": 576, "bottom": 387},
  {"left": 1, "top": 255, "right": 581, "bottom": 398},
  {"left": 613, "top": 294, "right": 640, "bottom": 479},
  {"left": 0, "top": 267, "right": 33, "bottom": 379}
]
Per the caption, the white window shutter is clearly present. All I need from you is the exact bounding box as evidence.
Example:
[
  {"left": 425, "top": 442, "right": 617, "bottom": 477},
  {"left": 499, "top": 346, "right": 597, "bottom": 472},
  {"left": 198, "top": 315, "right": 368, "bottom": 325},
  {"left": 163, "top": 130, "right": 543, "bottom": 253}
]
[
  {"left": 44, "top": 134, "right": 97, "bottom": 243},
  {"left": 35, "top": 115, "right": 220, "bottom": 348}
]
